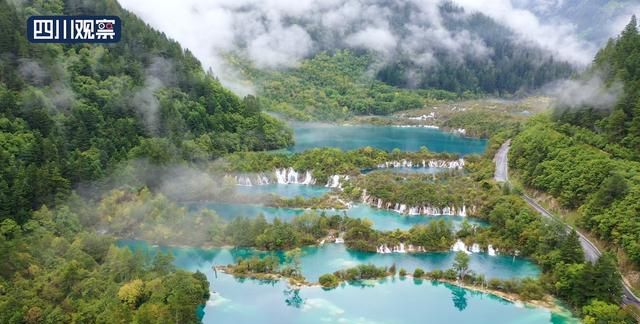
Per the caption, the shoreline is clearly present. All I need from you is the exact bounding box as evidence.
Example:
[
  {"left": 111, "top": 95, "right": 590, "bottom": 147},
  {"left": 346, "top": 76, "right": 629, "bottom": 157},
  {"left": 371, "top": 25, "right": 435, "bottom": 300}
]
[{"left": 213, "top": 265, "right": 569, "bottom": 316}]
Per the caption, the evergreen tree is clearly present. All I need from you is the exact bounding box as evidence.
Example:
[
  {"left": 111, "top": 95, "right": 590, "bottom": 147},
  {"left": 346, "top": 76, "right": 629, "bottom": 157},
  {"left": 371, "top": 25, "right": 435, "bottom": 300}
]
[
  {"left": 453, "top": 251, "right": 470, "bottom": 280},
  {"left": 560, "top": 230, "right": 585, "bottom": 264},
  {"left": 590, "top": 253, "right": 623, "bottom": 305}
]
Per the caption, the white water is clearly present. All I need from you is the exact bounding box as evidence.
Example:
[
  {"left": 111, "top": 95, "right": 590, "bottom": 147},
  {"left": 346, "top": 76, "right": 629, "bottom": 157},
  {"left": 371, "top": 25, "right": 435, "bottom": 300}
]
[
  {"left": 325, "top": 175, "right": 348, "bottom": 189},
  {"left": 364, "top": 195, "right": 471, "bottom": 218},
  {"left": 488, "top": 245, "right": 497, "bottom": 256},
  {"left": 233, "top": 168, "right": 316, "bottom": 186},
  {"left": 376, "top": 158, "right": 464, "bottom": 170},
  {"left": 451, "top": 240, "right": 472, "bottom": 255}
]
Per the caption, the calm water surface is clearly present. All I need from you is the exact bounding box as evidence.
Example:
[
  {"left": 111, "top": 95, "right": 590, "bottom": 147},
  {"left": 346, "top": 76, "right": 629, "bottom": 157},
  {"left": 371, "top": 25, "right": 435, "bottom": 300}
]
[
  {"left": 235, "top": 184, "right": 331, "bottom": 198},
  {"left": 118, "top": 240, "right": 577, "bottom": 324},
  {"left": 290, "top": 124, "right": 487, "bottom": 154},
  {"left": 187, "top": 202, "right": 487, "bottom": 231}
]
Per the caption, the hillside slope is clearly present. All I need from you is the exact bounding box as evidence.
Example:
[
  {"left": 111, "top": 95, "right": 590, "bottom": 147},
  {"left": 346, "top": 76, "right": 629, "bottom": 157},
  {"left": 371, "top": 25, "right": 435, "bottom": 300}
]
[{"left": 0, "top": 0, "right": 293, "bottom": 223}]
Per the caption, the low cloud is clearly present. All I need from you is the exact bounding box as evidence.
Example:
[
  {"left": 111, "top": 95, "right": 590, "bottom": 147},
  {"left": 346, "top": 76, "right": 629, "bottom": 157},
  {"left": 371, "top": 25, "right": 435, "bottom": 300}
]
[
  {"left": 544, "top": 74, "right": 623, "bottom": 110},
  {"left": 18, "top": 59, "right": 49, "bottom": 86},
  {"left": 454, "top": 0, "right": 595, "bottom": 65},
  {"left": 119, "top": 0, "right": 611, "bottom": 93},
  {"left": 247, "top": 24, "right": 313, "bottom": 68},
  {"left": 131, "top": 57, "right": 175, "bottom": 134},
  {"left": 345, "top": 27, "right": 397, "bottom": 57}
]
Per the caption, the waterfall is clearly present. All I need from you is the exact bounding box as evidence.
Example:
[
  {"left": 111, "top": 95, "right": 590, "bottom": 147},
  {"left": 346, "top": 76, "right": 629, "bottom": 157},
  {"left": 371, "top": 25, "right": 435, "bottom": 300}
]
[
  {"left": 460, "top": 205, "right": 467, "bottom": 217},
  {"left": 325, "top": 175, "right": 341, "bottom": 188},
  {"left": 451, "top": 240, "right": 471, "bottom": 254},
  {"left": 378, "top": 244, "right": 394, "bottom": 254},
  {"left": 377, "top": 199, "right": 383, "bottom": 209},
  {"left": 398, "top": 243, "right": 406, "bottom": 253},
  {"left": 377, "top": 159, "right": 464, "bottom": 170},
  {"left": 471, "top": 243, "right": 480, "bottom": 253},
  {"left": 285, "top": 168, "right": 298, "bottom": 184},
  {"left": 275, "top": 168, "right": 287, "bottom": 184},
  {"left": 273, "top": 168, "right": 315, "bottom": 185},
  {"left": 361, "top": 189, "right": 369, "bottom": 202},
  {"left": 236, "top": 176, "right": 252, "bottom": 186},
  {"left": 301, "top": 171, "right": 314, "bottom": 185},
  {"left": 487, "top": 245, "right": 496, "bottom": 256}
]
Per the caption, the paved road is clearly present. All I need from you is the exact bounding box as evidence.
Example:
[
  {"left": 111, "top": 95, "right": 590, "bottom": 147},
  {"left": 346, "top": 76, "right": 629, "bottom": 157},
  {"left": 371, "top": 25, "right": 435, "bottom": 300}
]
[
  {"left": 495, "top": 140, "right": 640, "bottom": 307},
  {"left": 493, "top": 139, "right": 510, "bottom": 182}
]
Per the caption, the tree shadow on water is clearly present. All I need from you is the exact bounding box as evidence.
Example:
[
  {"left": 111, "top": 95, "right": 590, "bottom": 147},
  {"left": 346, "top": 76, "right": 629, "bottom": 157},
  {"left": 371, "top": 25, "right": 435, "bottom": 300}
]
[
  {"left": 450, "top": 285, "right": 468, "bottom": 311},
  {"left": 284, "top": 288, "right": 304, "bottom": 308}
]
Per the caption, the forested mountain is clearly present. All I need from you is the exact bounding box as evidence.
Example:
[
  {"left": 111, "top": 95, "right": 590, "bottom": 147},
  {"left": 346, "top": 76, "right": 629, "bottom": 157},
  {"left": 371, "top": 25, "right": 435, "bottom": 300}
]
[
  {"left": 513, "top": 0, "right": 638, "bottom": 46},
  {"left": 511, "top": 17, "right": 640, "bottom": 268},
  {"left": 0, "top": 0, "right": 293, "bottom": 224},
  {"left": 231, "top": 2, "right": 575, "bottom": 121},
  {"left": 555, "top": 15, "right": 640, "bottom": 157},
  {"left": 0, "top": 1, "right": 293, "bottom": 321},
  {"left": 235, "top": 50, "right": 471, "bottom": 121},
  {"left": 373, "top": 3, "right": 575, "bottom": 94}
]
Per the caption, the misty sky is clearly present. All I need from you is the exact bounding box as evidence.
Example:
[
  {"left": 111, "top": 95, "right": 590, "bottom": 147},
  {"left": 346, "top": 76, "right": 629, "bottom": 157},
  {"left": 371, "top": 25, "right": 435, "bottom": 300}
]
[{"left": 119, "top": 0, "right": 638, "bottom": 95}]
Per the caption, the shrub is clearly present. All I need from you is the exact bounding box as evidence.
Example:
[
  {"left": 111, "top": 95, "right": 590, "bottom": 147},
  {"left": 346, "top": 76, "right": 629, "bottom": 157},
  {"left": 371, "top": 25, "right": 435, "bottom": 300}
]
[{"left": 319, "top": 274, "right": 340, "bottom": 289}]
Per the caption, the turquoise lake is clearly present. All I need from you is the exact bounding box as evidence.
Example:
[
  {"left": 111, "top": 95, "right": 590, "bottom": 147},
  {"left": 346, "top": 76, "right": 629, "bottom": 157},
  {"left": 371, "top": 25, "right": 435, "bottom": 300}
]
[
  {"left": 118, "top": 240, "right": 577, "bottom": 324},
  {"left": 362, "top": 167, "right": 453, "bottom": 175},
  {"left": 235, "top": 184, "right": 330, "bottom": 198},
  {"left": 290, "top": 124, "right": 487, "bottom": 154},
  {"left": 187, "top": 202, "right": 487, "bottom": 231}
]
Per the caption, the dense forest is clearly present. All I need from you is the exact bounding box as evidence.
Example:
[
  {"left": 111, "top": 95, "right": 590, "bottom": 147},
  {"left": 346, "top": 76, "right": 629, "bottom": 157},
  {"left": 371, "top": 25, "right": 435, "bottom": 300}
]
[
  {"left": 0, "top": 0, "right": 293, "bottom": 224},
  {"left": 0, "top": 208, "right": 210, "bottom": 323},
  {"left": 233, "top": 51, "right": 464, "bottom": 121},
  {"left": 0, "top": 0, "right": 293, "bottom": 321},
  {"left": 0, "top": 0, "right": 638, "bottom": 322},
  {"left": 375, "top": 3, "right": 575, "bottom": 94},
  {"left": 233, "top": 2, "right": 575, "bottom": 121},
  {"left": 514, "top": 0, "right": 638, "bottom": 45},
  {"left": 220, "top": 146, "right": 465, "bottom": 182},
  {"left": 511, "top": 17, "right": 640, "bottom": 268}
]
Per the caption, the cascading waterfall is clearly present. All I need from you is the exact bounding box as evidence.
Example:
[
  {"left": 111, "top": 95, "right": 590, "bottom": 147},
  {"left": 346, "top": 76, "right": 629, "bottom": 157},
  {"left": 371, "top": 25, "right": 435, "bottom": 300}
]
[
  {"left": 275, "top": 168, "right": 287, "bottom": 184},
  {"left": 286, "top": 169, "right": 299, "bottom": 184},
  {"left": 376, "top": 158, "right": 464, "bottom": 170},
  {"left": 471, "top": 243, "right": 481, "bottom": 253},
  {"left": 236, "top": 175, "right": 253, "bottom": 186},
  {"left": 451, "top": 240, "right": 469, "bottom": 254},
  {"left": 235, "top": 168, "right": 316, "bottom": 186},
  {"left": 363, "top": 195, "right": 471, "bottom": 217},
  {"left": 487, "top": 245, "right": 497, "bottom": 256},
  {"left": 325, "top": 175, "right": 348, "bottom": 188},
  {"left": 376, "top": 244, "right": 397, "bottom": 254}
]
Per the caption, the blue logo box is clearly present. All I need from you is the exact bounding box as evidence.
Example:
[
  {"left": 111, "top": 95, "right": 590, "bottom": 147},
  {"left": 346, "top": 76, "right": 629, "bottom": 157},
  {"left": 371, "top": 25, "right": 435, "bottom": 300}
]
[{"left": 27, "top": 15, "right": 121, "bottom": 43}]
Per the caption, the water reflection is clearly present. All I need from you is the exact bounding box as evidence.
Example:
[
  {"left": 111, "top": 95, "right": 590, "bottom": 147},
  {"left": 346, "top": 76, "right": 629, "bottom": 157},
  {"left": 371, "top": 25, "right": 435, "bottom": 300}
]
[
  {"left": 118, "top": 240, "right": 578, "bottom": 323},
  {"left": 284, "top": 288, "right": 304, "bottom": 308},
  {"left": 451, "top": 285, "right": 469, "bottom": 311}
]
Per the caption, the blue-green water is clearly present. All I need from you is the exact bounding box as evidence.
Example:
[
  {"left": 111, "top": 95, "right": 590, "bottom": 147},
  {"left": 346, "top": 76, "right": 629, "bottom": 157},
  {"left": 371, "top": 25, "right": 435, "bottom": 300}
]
[
  {"left": 118, "top": 240, "right": 576, "bottom": 324},
  {"left": 235, "top": 184, "right": 330, "bottom": 198},
  {"left": 362, "top": 167, "right": 450, "bottom": 175},
  {"left": 290, "top": 124, "right": 487, "bottom": 154},
  {"left": 187, "top": 202, "right": 486, "bottom": 231}
]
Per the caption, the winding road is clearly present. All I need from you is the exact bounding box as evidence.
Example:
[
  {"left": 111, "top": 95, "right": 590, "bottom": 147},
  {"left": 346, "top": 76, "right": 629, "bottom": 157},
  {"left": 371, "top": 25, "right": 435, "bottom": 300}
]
[
  {"left": 494, "top": 141, "right": 640, "bottom": 307},
  {"left": 493, "top": 139, "right": 510, "bottom": 182}
]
